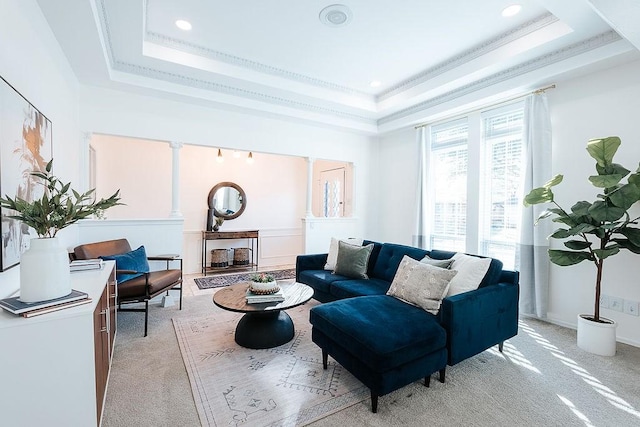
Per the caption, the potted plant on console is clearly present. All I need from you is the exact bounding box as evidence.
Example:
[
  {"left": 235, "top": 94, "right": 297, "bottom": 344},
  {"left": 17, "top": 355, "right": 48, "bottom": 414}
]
[
  {"left": 0, "top": 160, "right": 121, "bottom": 302},
  {"left": 524, "top": 136, "right": 640, "bottom": 356}
]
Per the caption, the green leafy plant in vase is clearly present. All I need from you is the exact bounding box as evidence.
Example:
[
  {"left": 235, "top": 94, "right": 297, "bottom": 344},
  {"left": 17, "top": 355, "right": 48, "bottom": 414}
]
[
  {"left": 0, "top": 159, "right": 122, "bottom": 302},
  {"left": 524, "top": 136, "right": 640, "bottom": 355}
]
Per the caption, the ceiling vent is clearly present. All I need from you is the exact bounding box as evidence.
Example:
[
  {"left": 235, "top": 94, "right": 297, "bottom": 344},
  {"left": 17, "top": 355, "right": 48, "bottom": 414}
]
[{"left": 319, "top": 4, "right": 353, "bottom": 27}]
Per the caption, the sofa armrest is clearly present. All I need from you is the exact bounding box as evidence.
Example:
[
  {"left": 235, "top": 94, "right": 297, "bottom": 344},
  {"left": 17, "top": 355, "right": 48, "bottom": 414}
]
[
  {"left": 296, "top": 253, "right": 328, "bottom": 281},
  {"left": 439, "top": 274, "right": 519, "bottom": 365}
]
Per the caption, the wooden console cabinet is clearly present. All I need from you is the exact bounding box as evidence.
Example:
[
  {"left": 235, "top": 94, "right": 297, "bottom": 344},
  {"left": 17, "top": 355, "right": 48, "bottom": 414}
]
[{"left": 0, "top": 261, "right": 116, "bottom": 426}]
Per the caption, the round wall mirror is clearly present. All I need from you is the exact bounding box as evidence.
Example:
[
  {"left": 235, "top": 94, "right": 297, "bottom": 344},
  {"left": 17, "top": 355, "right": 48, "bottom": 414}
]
[{"left": 207, "top": 182, "right": 247, "bottom": 220}]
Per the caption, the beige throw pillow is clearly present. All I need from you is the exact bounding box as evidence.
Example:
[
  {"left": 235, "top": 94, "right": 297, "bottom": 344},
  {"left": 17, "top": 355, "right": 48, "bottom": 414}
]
[
  {"left": 324, "top": 237, "right": 364, "bottom": 270},
  {"left": 446, "top": 253, "right": 491, "bottom": 296},
  {"left": 387, "top": 255, "right": 458, "bottom": 314}
]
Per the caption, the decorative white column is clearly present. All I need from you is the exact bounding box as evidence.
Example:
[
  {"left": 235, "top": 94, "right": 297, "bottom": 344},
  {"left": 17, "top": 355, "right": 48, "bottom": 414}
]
[
  {"left": 81, "top": 132, "right": 92, "bottom": 193},
  {"left": 169, "top": 141, "right": 183, "bottom": 218},
  {"left": 306, "top": 157, "right": 315, "bottom": 217}
]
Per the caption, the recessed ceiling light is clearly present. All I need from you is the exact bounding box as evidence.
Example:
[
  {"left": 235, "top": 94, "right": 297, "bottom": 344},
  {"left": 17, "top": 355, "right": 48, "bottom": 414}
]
[
  {"left": 175, "top": 19, "right": 192, "bottom": 31},
  {"left": 319, "top": 5, "right": 353, "bottom": 27},
  {"left": 369, "top": 80, "right": 381, "bottom": 88},
  {"left": 501, "top": 5, "right": 522, "bottom": 17}
]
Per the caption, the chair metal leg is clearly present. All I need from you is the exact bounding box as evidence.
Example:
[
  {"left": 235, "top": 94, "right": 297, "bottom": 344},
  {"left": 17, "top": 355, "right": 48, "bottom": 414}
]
[
  {"left": 439, "top": 367, "right": 446, "bottom": 383},
  {"left": 370, "top": 391, "right": 378, "bottom": 413},
  {"left": 144, "top": 300, "right": 149, "bottom": 337},
  {"left": 179, "top": 284, "right": 183, "bottom": 310}
]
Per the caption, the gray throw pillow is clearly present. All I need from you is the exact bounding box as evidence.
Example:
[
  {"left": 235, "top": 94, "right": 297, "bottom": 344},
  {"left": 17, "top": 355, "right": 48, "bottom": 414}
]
[
  {"left": 421, "top": 254, "right": 454, "bottom": 269},
  {"left": 334, "top": 241, "right": 374, "bottom": 279}
]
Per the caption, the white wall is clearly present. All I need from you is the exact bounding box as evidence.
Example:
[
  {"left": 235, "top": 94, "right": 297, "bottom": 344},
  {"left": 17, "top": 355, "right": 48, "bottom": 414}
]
[
  {"left": 374, "top": 127, "right": 419, "bottom": 245},
  {"left": 0, "top": 0, "right": 80, "bottom": 298},
  {"left": 546, "top": 59, "right": 640, "bottom": 346},
  {"left": 79, "top": 86, "right": 376, "bottom": 270}
]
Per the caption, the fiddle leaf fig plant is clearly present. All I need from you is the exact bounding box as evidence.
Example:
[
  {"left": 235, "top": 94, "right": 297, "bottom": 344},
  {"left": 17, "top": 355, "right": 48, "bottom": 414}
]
[{"left": 523, "top": 136, "right": 640, "bottom": 323}]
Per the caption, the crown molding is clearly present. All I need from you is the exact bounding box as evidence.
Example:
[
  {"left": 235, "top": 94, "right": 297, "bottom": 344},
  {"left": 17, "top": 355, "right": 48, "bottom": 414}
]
[
  {"left": 376, "top": 13, "right": 559, "bottom": 101},
  {"left": 111, "top": 60, "right": 375, "bottom": 124},
  {"left": 378, "top": 30, "right": 622, "bottom": 126}
]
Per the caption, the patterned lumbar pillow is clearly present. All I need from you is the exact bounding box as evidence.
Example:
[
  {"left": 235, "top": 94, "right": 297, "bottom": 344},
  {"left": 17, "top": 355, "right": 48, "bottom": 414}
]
[
  {"left": 324, "top": 237, "right": 364, "bottom": 270},
  {"left": 446, "top": 253, "right": 491, "bottom": 296},
  {"left": 333, "top": 240, "right": 373, "bottom": 279},
  {"left": 387, "top": 255, "right": 458, "bottom": 314}
]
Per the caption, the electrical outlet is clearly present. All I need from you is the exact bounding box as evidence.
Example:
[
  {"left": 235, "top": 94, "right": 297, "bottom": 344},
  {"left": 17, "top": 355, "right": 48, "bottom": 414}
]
[
  {"left": 600, "top": 294, "right": 610, "bottom": 308},
  {"left": 624, "top": 300, "right": 639, "bottom": 316},
  {"left": 609, "top": 296, "right": 624, "bottom": 312}
]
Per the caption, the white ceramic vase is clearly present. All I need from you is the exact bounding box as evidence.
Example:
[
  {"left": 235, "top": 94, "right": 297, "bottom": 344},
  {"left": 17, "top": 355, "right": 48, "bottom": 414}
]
[
  {"left": 20, "top": 237, "right": 71, "bottom": 303},
  {"left": 576, "top": 314, "right": 617, "bottom": 357}
]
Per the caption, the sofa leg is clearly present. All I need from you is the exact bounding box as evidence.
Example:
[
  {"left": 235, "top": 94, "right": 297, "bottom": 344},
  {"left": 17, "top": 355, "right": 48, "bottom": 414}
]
[
  {"left": 424, "top": 375, "right": 431, "bottom": 387},
  {"left": 322, "top": 350, "right": 328, "bottom": 369},
  {"left": 499, "top": 341, "right": 504, "bottom": 352},
  {"left": 370, "top": 391, "right": 378, "bottom": 413},
  {"left": 439, "top": 367, "right": 446, "bottom": 383}
]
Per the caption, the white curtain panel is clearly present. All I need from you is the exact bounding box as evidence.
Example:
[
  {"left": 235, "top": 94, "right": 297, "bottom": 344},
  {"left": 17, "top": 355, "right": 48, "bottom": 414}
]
[
  {"left": 412, "top": 126, "right": 432, "bottom": 249},
  {"left": 518, "top": 93, "right": 552, "bottom": 318}
]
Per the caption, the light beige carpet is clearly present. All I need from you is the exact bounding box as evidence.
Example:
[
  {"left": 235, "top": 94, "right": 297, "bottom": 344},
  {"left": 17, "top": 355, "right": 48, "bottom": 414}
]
[{"left": 173, "top": 304, "right": 368, "bottom": 426}]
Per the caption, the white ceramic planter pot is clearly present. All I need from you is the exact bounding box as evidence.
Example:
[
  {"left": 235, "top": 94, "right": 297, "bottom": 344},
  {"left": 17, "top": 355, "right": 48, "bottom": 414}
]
[
  {"left": 20, "top": 237, "right": 71, "bottom": 303},
  {"left": 576, "top": 314, "right": 617, "bottom": 357}
]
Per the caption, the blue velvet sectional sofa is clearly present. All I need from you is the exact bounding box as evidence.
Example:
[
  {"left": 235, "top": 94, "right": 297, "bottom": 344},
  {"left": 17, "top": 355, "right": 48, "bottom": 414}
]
[{"left": 297, "top": 241, "right": 519, "bottom": 412}]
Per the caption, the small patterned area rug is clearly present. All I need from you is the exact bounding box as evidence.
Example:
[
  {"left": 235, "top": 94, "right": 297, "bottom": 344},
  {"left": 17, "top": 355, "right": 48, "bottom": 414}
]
[
  {"left": 194, "top": 269, "right": 297, "bottom": 290},
  {"left": 173, "top": 302, "right": 368, "bottom": 426}
]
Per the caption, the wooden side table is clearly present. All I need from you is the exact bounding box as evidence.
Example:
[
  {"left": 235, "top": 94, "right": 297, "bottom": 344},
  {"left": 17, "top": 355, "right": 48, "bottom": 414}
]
[{"left": 201, "top": 230, "right": 259, "bottom": 275}]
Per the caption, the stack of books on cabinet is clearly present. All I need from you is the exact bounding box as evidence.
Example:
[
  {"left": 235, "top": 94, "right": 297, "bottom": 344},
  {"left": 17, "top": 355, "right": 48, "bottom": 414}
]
[
  {"left": 0, "top": 289, "right": 91, "bottom": 318},
  {"left": 245, "top": 288, "right": 285, "bottom": 304}
]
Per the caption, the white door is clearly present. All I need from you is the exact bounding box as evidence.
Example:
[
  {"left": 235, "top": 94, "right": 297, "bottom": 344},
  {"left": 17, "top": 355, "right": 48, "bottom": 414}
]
[{"left": 319, "top": 168, "right": 345, "bottom": 217}]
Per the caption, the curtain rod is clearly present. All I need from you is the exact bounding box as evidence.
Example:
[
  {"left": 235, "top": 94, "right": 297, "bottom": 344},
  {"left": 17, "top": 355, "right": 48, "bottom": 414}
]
[{"left": 414, "top": 84, "right": 556, "bottom": 129}]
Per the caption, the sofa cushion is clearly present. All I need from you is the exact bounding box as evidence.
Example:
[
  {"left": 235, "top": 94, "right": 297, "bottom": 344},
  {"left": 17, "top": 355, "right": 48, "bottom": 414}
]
[
  {"left": 117, "top": 269, "right": 181, "bottom": 299},
  {"left": 387, "top": 255, "right": 457, "bottom": 314},
  {"left": 363, "top": 240, "right": 383, "bottom": 277},
  {"left": 429, "top": 250, "right": 503, "bottom": 289},
  {"left": 310, "top": 295, "right": 446, "bottom": 372},
  {"left": 334, "top": 241, "right": 374, "bottom": 279},
  {"left": 297, "top": 270, "right": 351, "bottom": 295},
  {"left": 447, "top": 253, "right": 492, "bottom": 296},
  {"left": 331, "top": 278, "right": 391, "bottom": 299},
  {"left": 421, "top": 254, "right": 454, "bottom": 269},
  {"left": 370, "top": 243, "right": 429, "bottom": 282},
  {"left": 324, "top": 237, "right": 364, "bottom": 270},
  {"left": 101, "top": 245, "right": 149, "bottom": 284}
]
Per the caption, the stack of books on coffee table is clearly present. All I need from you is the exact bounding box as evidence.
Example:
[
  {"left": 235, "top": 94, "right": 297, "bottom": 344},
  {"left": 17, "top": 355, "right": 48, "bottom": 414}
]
[
  {"left": 245, "top": 288, "right": 285, "bottom": 304},
  {"left": 0, "top": 289, "right": 91, "bottom": 318}
]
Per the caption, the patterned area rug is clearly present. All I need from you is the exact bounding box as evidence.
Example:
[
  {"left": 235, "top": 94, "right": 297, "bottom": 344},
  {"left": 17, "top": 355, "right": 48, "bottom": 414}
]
[
  {"left": 194, "top": 269, "right": 297, "bottom": 290},
  {"left": 173, "top": 302, "right": 368, "bottom": 426}
]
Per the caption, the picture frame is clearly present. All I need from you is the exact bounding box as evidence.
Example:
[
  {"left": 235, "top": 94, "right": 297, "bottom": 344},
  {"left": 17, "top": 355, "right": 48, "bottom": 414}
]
[{"left": 0, "top": 76, "right": 53, "bottom": 271}]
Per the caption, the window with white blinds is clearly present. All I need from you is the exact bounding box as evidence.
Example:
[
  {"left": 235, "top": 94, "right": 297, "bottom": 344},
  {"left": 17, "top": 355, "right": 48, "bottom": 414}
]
[
  {"left": 429, "top": 119, "right": 468, "bottom": 252},
  {"left": 480, "top": 106, "right": 524, "bottom": 269},
  {"left": 427, "top": 102, "right": 524, "bottom": 267}
]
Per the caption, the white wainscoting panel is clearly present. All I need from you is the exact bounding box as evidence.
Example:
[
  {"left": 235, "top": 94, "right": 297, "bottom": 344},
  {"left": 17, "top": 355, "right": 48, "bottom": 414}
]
[
  {"left": 76, "top": 219, "right": 184, "bottom": 271},
  {"left": 301, "top": 217, "right": 362, "bottom": 254}
]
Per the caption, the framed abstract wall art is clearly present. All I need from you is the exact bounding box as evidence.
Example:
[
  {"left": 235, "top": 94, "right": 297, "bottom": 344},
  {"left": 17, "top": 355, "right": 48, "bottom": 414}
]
[{"left": 0, "top": 76, "right": 53, "bottom": 271}]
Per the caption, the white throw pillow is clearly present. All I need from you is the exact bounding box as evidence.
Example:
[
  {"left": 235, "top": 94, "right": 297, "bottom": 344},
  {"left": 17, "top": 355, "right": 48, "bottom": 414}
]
[
  {"left": 446, "top": 253, "right": 491, "bottom": 296},
  {"left": 387, "top": 255, "right": 458, "bottom": 314},
  {"left": 324, "top": 237, "right": 364, "bottom": 270}
]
